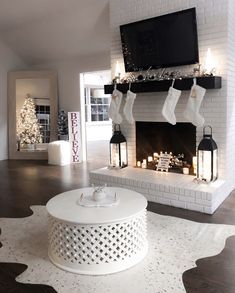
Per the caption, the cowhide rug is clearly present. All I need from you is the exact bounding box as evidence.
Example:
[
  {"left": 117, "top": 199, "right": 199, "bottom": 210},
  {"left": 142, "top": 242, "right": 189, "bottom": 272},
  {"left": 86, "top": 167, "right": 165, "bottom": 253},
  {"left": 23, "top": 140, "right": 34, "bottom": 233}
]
[{"left": 1, "top": 206, "right": 235, "bottom": 293}]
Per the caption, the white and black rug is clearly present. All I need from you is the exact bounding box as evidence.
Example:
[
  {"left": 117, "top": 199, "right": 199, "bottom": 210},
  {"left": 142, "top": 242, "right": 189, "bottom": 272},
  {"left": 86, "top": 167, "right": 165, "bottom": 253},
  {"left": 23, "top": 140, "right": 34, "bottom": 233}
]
[{"left": 1, "top": 206, "right": 235, "bottom": 293}]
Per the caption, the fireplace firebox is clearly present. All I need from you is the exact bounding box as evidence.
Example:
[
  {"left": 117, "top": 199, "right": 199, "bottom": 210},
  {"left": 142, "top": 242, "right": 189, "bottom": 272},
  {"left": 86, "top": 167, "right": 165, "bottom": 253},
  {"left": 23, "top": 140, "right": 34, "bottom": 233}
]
[{"left": 136, "top": 122, "right": 196, "bottom": 174}]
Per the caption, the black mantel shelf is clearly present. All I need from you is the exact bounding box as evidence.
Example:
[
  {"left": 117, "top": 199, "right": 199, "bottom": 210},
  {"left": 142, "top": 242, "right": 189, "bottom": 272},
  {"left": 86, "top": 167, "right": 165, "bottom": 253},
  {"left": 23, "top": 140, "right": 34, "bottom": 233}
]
[{"left": 104, "top": 76, "right": 221, "bottom": 94}]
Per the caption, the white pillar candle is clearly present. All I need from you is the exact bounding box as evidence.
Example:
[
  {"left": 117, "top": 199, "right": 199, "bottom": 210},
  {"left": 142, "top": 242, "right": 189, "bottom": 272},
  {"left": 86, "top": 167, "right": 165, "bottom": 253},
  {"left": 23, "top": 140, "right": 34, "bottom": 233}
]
[
  {"left": 148, "top": 156, "right": 153, "bottom": 162},
  {"left": 137, "top": 161, "right": 141, "bottom": 167},
  {"left": 115, "top": 61, "right": 121, "bottom": 81},
  {"left": 183, "top": 167, "right": 189, "bottom": 175},
  {"left": 153, "top": 152, "right": 158, "bottom": 159},
  {"left": 142, "top": 159, "right": 147, "bottom": 169}
]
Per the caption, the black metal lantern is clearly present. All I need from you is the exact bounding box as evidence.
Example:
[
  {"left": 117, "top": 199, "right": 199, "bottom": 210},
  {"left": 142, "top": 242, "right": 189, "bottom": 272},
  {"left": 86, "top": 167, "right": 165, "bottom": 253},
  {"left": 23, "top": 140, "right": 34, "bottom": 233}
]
[
  {"left": 197, "top": 126, "right": 218, "bottom": 182},
  {"left": 110, "top": 124, "right": 127, "bottom": 168}
]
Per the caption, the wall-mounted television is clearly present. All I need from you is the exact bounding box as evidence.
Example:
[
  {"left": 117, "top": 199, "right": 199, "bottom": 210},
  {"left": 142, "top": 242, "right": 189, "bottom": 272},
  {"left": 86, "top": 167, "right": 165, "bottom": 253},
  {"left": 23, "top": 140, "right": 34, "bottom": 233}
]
[{"left": 120, "top": 8, "right": 199, "bottom": 72}]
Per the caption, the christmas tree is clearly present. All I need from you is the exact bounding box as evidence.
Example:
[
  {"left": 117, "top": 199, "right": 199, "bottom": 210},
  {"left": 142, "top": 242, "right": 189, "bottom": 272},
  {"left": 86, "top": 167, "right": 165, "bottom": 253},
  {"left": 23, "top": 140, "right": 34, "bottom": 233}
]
[
  {"left": 17, "top": 93, "right": 42, "bottom": 145},
  {"left": 57, "top": 110, "right": 68, "bottom": 138}
]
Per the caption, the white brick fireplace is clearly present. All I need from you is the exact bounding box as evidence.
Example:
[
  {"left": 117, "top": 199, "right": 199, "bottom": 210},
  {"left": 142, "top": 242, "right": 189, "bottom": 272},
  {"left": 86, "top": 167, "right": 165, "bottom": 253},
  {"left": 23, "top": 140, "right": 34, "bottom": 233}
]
[{"left": 90, "top": 0, "right": 235, "bottom": 213}]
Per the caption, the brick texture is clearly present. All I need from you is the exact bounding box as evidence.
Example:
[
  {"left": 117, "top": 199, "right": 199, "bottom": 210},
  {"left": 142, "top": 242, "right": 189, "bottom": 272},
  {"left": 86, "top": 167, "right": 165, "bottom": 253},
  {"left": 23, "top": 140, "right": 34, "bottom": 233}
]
[{"left": 105, "top": 0, "right": 235, "bottom": 211}]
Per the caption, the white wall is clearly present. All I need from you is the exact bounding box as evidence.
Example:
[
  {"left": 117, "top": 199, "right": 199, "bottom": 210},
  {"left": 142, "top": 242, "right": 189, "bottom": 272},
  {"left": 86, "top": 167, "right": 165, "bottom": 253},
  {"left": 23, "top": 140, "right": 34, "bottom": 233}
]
[
  {"left": 0, "top": 38, "right": 26, "bottom": 160},
  {"left": 109, "top": 0, "right": 230, "bottom": 184},
  {"left": 34, "top": 52, "right": 110, "bottom": 112},
  {"left": 33, "top": 52, "right": 111, "bottom": 160}
]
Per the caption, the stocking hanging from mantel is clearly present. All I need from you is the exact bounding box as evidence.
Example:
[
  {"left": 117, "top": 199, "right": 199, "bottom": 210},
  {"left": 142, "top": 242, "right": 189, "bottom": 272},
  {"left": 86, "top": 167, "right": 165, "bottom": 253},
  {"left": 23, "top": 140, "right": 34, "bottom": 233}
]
[
  {"left": 184, "top": 78, "right": 206, "bottom": 127},
  {"left": 108, "top": 88, "right": 123, "bottom": 124},
  {"left": 123, "top": 90, "right": 136, "bottom": 124},
  {"left": 162, "top": 80, "right": 182, "bottom": 125}
]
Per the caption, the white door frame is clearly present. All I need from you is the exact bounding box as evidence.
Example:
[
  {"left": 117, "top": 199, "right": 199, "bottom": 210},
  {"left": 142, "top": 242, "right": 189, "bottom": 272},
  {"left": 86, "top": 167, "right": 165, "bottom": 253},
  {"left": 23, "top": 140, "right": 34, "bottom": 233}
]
[
  {"left": 80, "top": 70, "right": 111, "bottom": 162},
  {"left": 79, "top": 73, "right": 87, "bottom": 161}
]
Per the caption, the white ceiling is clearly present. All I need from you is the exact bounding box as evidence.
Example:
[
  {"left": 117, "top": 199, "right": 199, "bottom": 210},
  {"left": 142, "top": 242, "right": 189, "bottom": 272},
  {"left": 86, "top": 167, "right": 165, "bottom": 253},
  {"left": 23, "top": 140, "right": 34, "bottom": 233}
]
[{"left": 0, "top": 0, "right": 110, "bottom": 64}]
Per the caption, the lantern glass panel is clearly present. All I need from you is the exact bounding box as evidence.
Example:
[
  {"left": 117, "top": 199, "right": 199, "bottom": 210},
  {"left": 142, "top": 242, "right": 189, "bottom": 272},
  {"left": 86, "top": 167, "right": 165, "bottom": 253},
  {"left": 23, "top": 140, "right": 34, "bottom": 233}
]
[
  {"left": 110, "top": 143, "right": 120, "bottom": 167},
  {"left": 213, "top": 149, "right": 218, "bottom": 181},
  {"left": 120, "top": 142, "right": 127, "bottom": 166},
  {"left": 198, "top": 150, "right": 212, "bottom": 182}
]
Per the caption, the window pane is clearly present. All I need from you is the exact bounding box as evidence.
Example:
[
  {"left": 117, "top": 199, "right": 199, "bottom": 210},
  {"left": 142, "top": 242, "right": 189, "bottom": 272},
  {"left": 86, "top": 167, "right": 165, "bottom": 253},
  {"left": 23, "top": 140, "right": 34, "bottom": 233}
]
[
  {"left": 91, "top": 114, "right": 97, "bottom": 121},
  {"left": 90, "top": 97, "right": 96, "bottom": 104},
  {"left": 91, "top": 105, "right": 98, "bottom": 114},
  {"left": 103, "top": 97, "right": 109, "bottom": 104},
  {"left": 98, "top": 114, "right": 103, "bottom": 121}
]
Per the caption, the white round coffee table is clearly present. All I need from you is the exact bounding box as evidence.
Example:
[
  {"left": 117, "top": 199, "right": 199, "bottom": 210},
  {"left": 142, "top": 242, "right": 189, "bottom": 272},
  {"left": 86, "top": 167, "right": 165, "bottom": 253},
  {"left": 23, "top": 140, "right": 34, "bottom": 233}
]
[{"left": 46, "top": 187, "right": 148, "bottom": 275}]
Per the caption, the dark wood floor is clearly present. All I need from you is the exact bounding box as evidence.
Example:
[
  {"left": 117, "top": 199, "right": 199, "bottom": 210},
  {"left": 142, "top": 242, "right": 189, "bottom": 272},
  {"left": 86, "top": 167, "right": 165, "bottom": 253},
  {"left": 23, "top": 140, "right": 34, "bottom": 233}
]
[{"left": 1, "top": 160, "right": 235, "bottom": 293}]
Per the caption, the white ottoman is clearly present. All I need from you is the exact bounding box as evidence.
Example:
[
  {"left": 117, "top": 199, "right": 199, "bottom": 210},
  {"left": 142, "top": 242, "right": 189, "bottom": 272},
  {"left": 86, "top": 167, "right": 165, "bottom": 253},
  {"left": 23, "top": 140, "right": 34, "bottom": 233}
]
[{"left": 48, "top": 141, "right": 71, "bottom": 166}]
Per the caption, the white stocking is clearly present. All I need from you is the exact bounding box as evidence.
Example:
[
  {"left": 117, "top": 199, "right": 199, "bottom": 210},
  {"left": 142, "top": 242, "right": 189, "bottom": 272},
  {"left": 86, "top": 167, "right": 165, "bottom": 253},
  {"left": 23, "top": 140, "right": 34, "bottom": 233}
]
[
  {"left": 184, "top": 84, "right": 206, "bottom": 127},
  {"left": 123, "top": 90, "right": 136, "bottom": 124},
  {"left": 108, "top": 89, "right": 123, "bottom": 124},
  {"left": 162, "top": 87, "right": 181, "bottom": 125}
]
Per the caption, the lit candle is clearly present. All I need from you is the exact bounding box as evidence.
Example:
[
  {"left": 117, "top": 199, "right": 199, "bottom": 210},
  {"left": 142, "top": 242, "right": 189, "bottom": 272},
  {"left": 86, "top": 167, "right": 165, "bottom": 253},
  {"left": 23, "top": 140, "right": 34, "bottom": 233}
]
[
  {"left": 115, "top": 61, "right": 121, "bottom": 81},
  {"left": 183, "top": 167, "right": 189, "bottom": 175},
  {"left": 137, "top": 161, "right": 141, "bottom": 167},
  {"left": 148, "top": 156, "right": 153, "bottom": 162},
  {"left": 193, "top": 156, "right": 197, "bottom": 175},
  {"left": 205, "top": 48, "right": 216, "bottom": 74},
  {"left": 142, "top": 159, "right": 147, "bottom": 169},
  {"left": 142, "top": 163, "right": 147, "bottom": 169},
  {"left": 153, "top": 152, "right": 158, "bottom": 161}
]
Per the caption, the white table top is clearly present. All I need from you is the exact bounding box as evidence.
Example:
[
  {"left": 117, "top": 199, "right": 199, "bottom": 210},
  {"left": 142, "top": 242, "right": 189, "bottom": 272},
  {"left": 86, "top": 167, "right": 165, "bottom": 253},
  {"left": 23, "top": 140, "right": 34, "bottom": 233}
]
[{"left": 46, "top": 187, "right": 147, "bottom": 224}]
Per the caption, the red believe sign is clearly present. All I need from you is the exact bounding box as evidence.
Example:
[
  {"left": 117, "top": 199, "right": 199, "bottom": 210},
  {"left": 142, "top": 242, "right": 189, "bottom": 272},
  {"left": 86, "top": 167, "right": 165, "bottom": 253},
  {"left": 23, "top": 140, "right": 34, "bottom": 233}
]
[{"left": 68, "top": 112, "right": 81, "bottom": 163}]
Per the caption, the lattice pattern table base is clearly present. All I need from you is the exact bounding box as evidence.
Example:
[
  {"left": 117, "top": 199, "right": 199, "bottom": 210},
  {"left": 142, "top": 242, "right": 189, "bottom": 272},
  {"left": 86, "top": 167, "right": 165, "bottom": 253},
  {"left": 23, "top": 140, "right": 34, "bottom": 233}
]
[{"left": 48, "top": 210, "right": 147, "bottom": 275}]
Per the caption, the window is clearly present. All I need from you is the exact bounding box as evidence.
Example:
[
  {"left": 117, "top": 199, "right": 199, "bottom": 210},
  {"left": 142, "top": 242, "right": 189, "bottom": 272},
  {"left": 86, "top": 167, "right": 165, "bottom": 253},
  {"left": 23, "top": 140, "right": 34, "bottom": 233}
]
[
  {"left": 85, "top": 88, "right": 110, "bottom": 122},
  {"left": 36, "top": 105, "right": 50, "bottom": 143}
]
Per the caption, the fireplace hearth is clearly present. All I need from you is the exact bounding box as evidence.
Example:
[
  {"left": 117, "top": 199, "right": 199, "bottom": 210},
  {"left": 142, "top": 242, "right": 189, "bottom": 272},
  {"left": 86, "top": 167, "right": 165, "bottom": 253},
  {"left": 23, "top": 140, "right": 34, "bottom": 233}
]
[{"left": 136, "top": 122, "right": 196, "bottom": 174}]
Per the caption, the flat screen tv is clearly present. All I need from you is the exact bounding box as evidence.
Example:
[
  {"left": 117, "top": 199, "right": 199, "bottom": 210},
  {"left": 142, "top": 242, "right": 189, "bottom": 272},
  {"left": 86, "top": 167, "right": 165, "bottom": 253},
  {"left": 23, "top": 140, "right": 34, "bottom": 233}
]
[{"left": 120, "top": 8, "right": 199, "bottom": 72}]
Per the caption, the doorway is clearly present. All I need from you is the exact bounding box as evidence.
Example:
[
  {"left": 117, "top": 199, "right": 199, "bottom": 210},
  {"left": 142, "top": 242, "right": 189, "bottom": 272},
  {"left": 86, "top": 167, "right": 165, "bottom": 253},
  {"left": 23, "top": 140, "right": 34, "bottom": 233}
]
[{"left": 80, "top": 70, "right": 112, "bottom": 166}]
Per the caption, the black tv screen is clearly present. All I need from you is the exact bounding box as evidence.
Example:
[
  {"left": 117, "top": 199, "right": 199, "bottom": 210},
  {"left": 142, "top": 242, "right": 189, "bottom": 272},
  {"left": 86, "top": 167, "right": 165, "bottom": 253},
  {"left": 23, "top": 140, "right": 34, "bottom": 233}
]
[{"left": 120, "top": 8, "right": 199, "bottom": 72}]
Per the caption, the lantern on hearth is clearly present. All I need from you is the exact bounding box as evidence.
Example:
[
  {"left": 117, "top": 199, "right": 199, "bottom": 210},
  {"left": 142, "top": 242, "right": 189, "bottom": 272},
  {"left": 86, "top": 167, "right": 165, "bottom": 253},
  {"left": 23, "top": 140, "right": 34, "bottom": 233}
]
[
  {"left": 197, "top": 126, "right": 218, "bottom": 182},
  {"left": 110, "top": 124, "right": 127, "bottom": 168}
]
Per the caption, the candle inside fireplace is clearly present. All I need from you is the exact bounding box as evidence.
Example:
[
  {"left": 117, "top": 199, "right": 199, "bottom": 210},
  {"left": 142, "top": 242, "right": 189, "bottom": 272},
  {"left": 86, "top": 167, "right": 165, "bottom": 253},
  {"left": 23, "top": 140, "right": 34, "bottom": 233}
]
[
  {"left": 148, "top": 156, "right": 153, "bottom": 162},
  {"left": 137, "top": 161, "right": 141, "bottom": 167},
  {"left": 183, "top": 167, "right": 189, "bottom": 175},
  {"left": 142, "top": 159, "right": 147, "bottom": 168},
  {"left": 153, "top": 153, "right": 159, "bottom": 162}
]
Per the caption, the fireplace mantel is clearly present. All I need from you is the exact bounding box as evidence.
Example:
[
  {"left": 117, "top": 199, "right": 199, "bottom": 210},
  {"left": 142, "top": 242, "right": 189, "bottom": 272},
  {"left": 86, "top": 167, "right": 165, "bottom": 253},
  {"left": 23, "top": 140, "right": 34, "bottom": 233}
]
[{"left": 104, "top": 76, "right": 221, "bottom": 94}]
